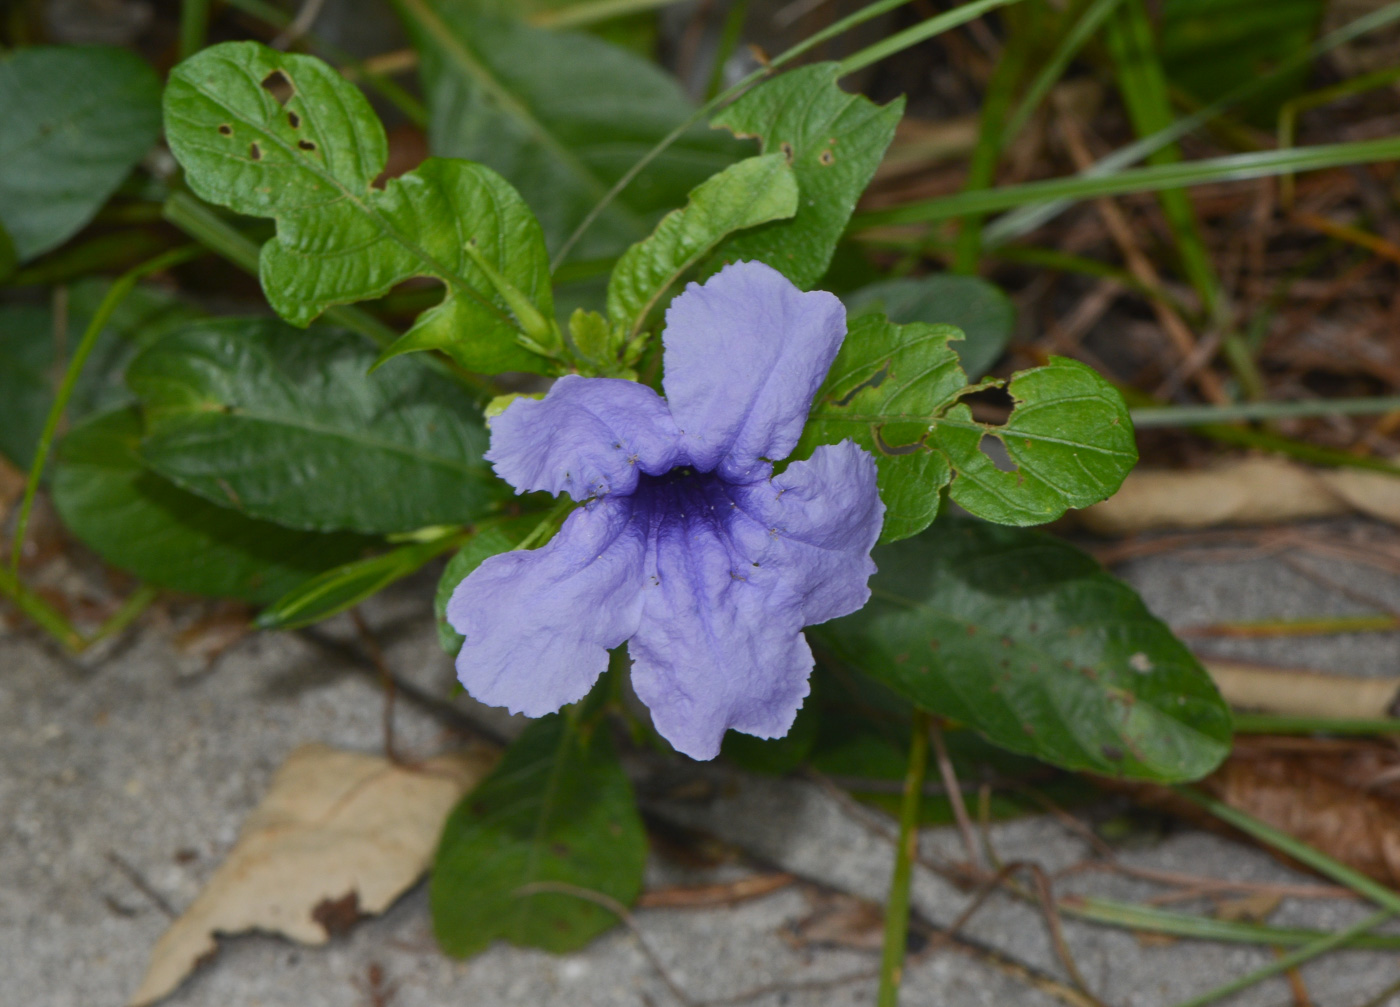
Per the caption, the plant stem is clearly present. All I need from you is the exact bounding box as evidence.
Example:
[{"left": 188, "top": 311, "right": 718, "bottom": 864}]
[
  {"left": 705, "top": 0, "right": 749, "bottom": 102},
  {"left": 876, "top": 709, "right": 930, "bottom": 1007},
  {"left": 10, "top": 245, "right": 205, "bottom": 579},
  {"left": 0, "top": 564, "right": 83, "bottom": 651},
  {"left": 179, "top": 0, "right": 210, "bottom": 60}
]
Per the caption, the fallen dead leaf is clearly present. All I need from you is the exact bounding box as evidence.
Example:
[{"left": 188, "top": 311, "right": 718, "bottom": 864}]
[
  {"left": 783, "top": 891, "right": 886, "bottom": 952},
  {"left": 129, "top": 742, "right": 497, "bottom": 1006},
  {"left": 1205, "top": 660, "right": 1400, "bottom": 720},
  {"left": 1078, "top": 457, "right": 1400, "bottom": 536}
]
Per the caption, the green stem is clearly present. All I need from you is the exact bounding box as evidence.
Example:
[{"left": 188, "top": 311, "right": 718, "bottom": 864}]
[
  {"left": 0, "top": 564, "right": 83, "bottom": 651},
  {"left": 1232, "top": 714, "right": 1400, "bottom": 736},
  {"left": 85, "top": 585, "right": 160, "bottom": 649},
  {"left": 853, "top": 135, "right": 1400, "bottom": 229},
  {"left": 705, "top": 0, "right": 749, "bottom": 102},
  {"left": 10, "top": 245, "right": 205, "bottom": 579},
  {"left": 161, "top": 190, "right": 401, "bottom": 348},
  {"left": 179, "top": 0, "right": 210, "bottom": 60},
  {"left": 1130, "top": 396, "right": 1400, "bottom": 428},
  {"left": 876, "top": 709, "right": 930, "bottom": 1007}
]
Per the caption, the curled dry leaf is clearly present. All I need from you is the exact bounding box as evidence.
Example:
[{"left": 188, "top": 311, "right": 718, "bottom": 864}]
[
  {"left": 1078, "top": 457, "right": 1400, "bottom": 536},
  {"left": 129, "top": 743, "right": 496, "bottom": 1006}
]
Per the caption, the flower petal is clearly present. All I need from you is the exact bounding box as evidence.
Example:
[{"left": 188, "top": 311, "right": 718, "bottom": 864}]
[
  {"left": 729, "top": 440, "right": 885, "bottom": 626},
  {"left": 448, "top": 496, "right": 646, "bottom": 717},
  {"left": 487, "top": 374, "right": 683, "bottom": 501},
  {"left": 661, "top": 260, "right": 845, "bottom": 482}
]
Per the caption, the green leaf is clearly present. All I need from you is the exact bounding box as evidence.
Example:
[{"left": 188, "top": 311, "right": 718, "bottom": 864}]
[
  {"left": 259, "top": 534, "right": 462, "bottom": 630},
  {"left": 0, "top": 47, "right": 161, "bottom": 262},
  {"left": 52, "top": 408, "right": 371, "bottom": 603},
  {"left": 127, "top": 318, "right": 507, "bottom": 535},
  {"left": 434, "top": 515, "right": 541, "bottom": 653},
  {"left": 397, "top": 0, "right": 742, "bottom": 261},
  {"left": 798, "top": 314, "right": 1136, "bottom": 541},
  {"left": 709, "top": 64, "right": 903, "bottom": 289},
  {"left": 816, "top": 519, "right": 1232, "bottom": 782},
  {"left": 163, "top": 41, "right": 554, "bottom": 374},
  {"left": 0, "top": 282, "right": 199, "bottom": 470},
  {"left": 606, "top": 154, "right": 799, "bottom": 337},
  {"left": 844, "top": 274, "right": 1016, "bottom": 380},
  {"left": 932, "top": 357, "right": 1137, "bottom": 526},
  {"left": 432, "top": 711, "right": 646, "bottom": 957}
]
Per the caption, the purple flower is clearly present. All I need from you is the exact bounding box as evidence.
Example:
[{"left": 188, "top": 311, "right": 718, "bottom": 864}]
[{"left": 447, "top": 261, "right": 885, "bottom": 760}]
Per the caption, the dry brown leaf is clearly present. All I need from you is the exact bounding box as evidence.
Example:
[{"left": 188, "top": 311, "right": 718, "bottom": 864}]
[
  {"left": 783, "top": 892, "right": 886, "bottom": 951},
  {"left": 1077, "top": 458, "right": 1400, "bottom": 536},
  {"left": 1119, "top": 737, "right": 1400, "bottom": 888},
  {"left": 129, "top": 743, "right": 497, "bottom": 1006},
  {"left": 636, "top": 872, "right": 795, "bottom": 910},
  {"left": 1205, "top": 660, "right": 1400, "bottom": 720}
]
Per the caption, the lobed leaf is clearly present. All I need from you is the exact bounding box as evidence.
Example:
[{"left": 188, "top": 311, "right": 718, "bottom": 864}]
[
  {"left": 164, "top": 41, "right": 554, "bottom": 374},
  {"left": 127, "top": 318, "right": 507, "bottom": 535},
  {"left": 816, "top": 519, "right": 1233, "bottom": 782},
  {"left": 398, "top": 0, "right": 742, "bottom": 261},
  {"left": 52, "top": 409, "right": 370, "bottom": 603},
  {"left": 709, "top": 64, "right": 903, "bottom": 289},
  {"left": 431, "top": 711, "right": 647, "bottom": 956},
  {"left": 799, "top": 314, "right": 1136, "bottom": 540},
  {"left": 0, "top": 46, "right": 161, "bottom": 262},
  {"left": 606, "top": 154, "right": 798, "bottom": 337}
]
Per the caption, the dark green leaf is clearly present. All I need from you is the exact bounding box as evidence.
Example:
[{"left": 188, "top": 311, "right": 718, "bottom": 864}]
[
  {"left": 434, "top": 515, "right": 542, "bottom": 653},
  {"left": 259, "top": 534, "right": 462, "bottom": 630},
  {"left": 0, "top": 282, "right": 198, "bottom": 470},
  {"left": 606, "top": 154, "right": 798, "bottom": 337},
  {"left": 398, "top": 0, "right": 741, "bottom": 262},
  {"left": 709, "top": 64, "right": 903, "bottom": 289},
  {"left": 0, "top": 46, "right": 161, "bottom": 262},
  {"left": 432, "top": 712, "right": 646, "bottom": 956},
  {"left": 164, "top": 41, "right": 554, "bottom": 374},
  {"left": 52, "top": 409, "right": 371, "bottom": 603},
  {"left": 845, "top": 274, "right": 1016, "bottom": 380},
  {"left": 127, "top": 318, "right": 507, "bottom": 535},
  {"left": 816, "top": 519, "right": 1232, "bottom": 782}
]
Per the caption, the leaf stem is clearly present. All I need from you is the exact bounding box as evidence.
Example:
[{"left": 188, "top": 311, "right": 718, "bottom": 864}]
[
  {"left": 0, "top": 564, "right": 83, "bottom": 652},
  {"left": 876, "top": 709, "right": 930, "bottom": 1007},
  {"left": 10, "top": 244, "right": 205, "bottom": 580}
]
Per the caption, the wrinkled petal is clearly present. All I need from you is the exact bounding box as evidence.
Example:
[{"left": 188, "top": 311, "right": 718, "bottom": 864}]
[
  {"left": 448, "top": 496, "right": 646, "bottom": 717},
  {"left": 487, "top": 374, "right": 683, "bottom": 501},
  {"left": 625, "top": 477, "right": 814, "bottom": 760},
  {"left": 662, "top": 261, "right": 845, "bottom": 482},
  {"left": 728, "top": 440, "right": 885, "bottom": 626}
]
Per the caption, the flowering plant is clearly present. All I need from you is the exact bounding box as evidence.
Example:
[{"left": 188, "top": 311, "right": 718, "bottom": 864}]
[{"left": 2, "top": 9, "right": 1232, "bottom": 984}]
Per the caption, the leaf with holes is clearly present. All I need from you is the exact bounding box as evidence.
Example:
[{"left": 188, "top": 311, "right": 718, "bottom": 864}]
[
  {"left": 431, "top": 711, "right": 647, "bottom": 957},
  {"left": 127, "top": 318, "right": 507, "bottom": 535},
  {"left": 816, "top": 519, "right": 1232, "bottom": 781},
  {"left": 932, "top": 356, "right": 1137, "bottom": 526},
  {"left": 0, "top": 46, "right": 161, "bottom": 263},
  {"left": 398, "top": 0, "right": 743, "bottom": 263},
  {"left": 708, "top": 64, "right": 903, "bottom": 289},
  {"left": 53, "top": 409, "right": 371, "bottom": 603},
  {"left": 164, "top": 42, "right": 555, "bottom": 374},
  {"left": 797, "top": 314, "right": 1135, "bottom": 541},
  {"left": 606, "top": 154, "right": 798, "bottom": 337},
  {"left": 844, "top": 274, "right": 1016, "bottom": 380}
]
